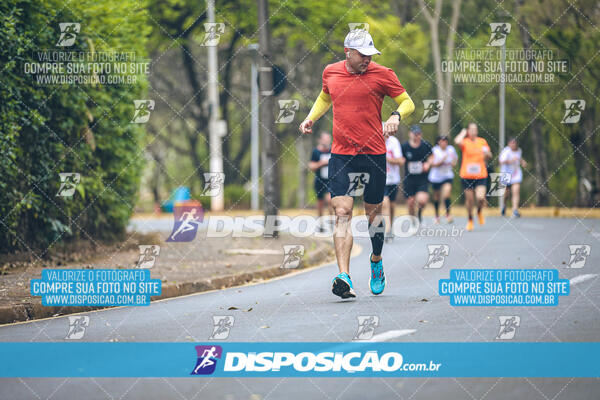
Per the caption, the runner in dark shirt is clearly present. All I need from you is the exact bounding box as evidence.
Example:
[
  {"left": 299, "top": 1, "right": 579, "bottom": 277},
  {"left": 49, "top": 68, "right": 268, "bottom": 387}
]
[
  {"left": 401, "top": 124, "right": 433, "bottom": 223},
  {"left": 309, "top": 132, "right": 332, "bottom": 230}
]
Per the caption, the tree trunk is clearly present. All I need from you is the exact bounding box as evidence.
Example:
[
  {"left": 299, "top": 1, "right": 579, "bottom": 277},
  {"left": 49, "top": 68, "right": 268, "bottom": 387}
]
[
  {"left": 516, "top": 0, "right": 550, "bottom": 205},
  {"left": 257, "top": 0, "right": 280, "bottom": 235},
  {"left": 569, "top": 127, "right": 592, "bottom": 206},
  {"left": 148, "top": 145, "right": 165, "bottom": 207},
  {"left": 187, "top": 134, "right": 205, "bottom": 195},
  {"left": 441, "top": 0, "right": 461, "bottom": 135},
  {"left": 219, "top": 31, "right": 242, "bottom": 180},
  {"left": 586, "top": 80, "right": 600, "bottom": 205},
  {"left": 529, "top": 102, "right": 550, "bottom": 206},
  {"left": 419, "top": 0, "right": 461, "bottom": 135},
  {"left": 581, "top": 103, "right": 597, "bottom": 206},
  {"left": 422, "top": 0, "right": 445, "bottom": 130},
  {"left": 296, "top": 138, "right": 307, "bottom": 208}
]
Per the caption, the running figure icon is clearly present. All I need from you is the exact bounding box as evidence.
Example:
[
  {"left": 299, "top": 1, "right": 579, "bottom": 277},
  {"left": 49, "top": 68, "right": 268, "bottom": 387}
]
[{"left": 194, "top": 347, "right": 217, "bottom": 372}]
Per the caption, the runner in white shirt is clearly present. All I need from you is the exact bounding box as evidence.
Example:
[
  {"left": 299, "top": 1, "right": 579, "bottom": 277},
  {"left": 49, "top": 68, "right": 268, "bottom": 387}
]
[
  {"left": 428, "top": 135, "right": 458, "bottom": 224},
  {"left": 383, "top": 134, "right": 403, "bottom": 242},
  {"left": 499, "top": 137, "right": 527, "bottom": 218}
]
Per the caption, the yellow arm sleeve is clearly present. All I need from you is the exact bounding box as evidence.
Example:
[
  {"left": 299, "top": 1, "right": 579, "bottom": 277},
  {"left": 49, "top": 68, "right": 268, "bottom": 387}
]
[
  {"left": 306, "top": 90, "right": 332, "bottom": 121},
  {"left": 392, "top": 92, "right": 415, "bottom": 120}
]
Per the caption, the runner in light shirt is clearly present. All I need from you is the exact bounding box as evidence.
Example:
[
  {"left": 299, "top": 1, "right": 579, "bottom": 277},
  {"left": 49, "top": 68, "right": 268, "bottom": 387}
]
[
  {"left": 499, "top": 137, "right": 528, "bottom": 218},
  {"left": 383, "top": 134, "right": 403, "bottom": 242},
  {"left": 428, "top": 135, "right": 458, "bottom": 224}
]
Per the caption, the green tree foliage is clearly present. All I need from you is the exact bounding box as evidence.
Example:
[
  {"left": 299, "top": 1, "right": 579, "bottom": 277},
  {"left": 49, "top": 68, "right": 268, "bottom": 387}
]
[{"left": 0, "top": 0, "right": 151, "bottom": 252}]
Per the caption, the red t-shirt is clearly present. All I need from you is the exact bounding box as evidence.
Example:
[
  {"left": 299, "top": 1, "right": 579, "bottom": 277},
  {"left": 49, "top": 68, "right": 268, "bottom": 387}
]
[{"left": 322, "top": 61, "right": 406, "bottom": 155}]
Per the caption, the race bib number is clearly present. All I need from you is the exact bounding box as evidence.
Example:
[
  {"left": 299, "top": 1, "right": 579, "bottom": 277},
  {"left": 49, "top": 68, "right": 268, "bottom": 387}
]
[
  {"left": 466, "top": 163, "right": 481, "bottom": 175},
  {"left": 320, "top": 167, "right": 328, "bottom": 180},
  {"left": 408, "top": 161, "right": 423, "bottom": 174},
  {"left": 320, "top": 154, "right": 331, "bottom": 179}
]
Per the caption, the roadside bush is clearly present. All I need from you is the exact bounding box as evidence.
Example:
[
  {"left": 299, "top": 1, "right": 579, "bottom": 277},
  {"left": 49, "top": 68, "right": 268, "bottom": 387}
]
[
  {"left": 0, "top": 0, "right": 151, "bottom": 253},
  {"left": 224, "top": 184, "right": 251, "bottom": 209}
]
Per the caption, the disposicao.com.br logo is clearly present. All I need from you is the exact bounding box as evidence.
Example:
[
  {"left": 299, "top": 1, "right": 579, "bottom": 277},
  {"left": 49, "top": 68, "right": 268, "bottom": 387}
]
[{"left": 191, "top": 345, "right": 442, "bottom": 376}]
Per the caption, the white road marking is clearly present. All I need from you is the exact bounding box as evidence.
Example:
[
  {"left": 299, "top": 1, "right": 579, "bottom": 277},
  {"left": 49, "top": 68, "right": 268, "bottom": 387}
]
[
  {"left": 522, "top": 223, "right": 544, "bottom": 230},
  {"left": 569, "top": 274, "right": 598, "bottom": 285},
  {"left": 367, "top": 329, "right": 417, "bottom": 342},
  {"left": 225, "top": 249, "right": 281, "bottom": 255}
]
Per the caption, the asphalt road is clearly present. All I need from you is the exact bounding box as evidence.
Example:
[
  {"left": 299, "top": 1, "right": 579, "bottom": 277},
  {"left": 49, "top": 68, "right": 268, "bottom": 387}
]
[{"left": 1, "top": 217, "right": 600, "bottom": 399}]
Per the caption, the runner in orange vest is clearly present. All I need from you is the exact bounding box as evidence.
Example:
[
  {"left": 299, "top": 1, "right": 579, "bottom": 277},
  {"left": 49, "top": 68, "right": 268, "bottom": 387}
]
[{"left": 455, "top": 123, "right": 492, "bottom": 231}]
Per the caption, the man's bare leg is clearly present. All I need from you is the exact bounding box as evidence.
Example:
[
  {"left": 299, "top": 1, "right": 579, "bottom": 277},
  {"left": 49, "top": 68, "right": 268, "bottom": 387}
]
[
  {"left": 332, "top": 195, "right": 354, "bottom": 274},
  {"left": 325, "top": 192, "right": 333, "bottom": 214},
  {"left": 407, "top": 196, "right": 416, "bottom": 217},
  {"left": 317, "top": 198, "right": 324, "bottom": 218},
  {"left": 415, "top": 191, "right": 429, "bottom": 222}
]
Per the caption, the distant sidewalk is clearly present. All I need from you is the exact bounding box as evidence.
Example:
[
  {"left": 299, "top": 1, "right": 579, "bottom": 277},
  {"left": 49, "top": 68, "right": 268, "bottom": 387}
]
[
  {"left": 0, "top": 233, "right": 334, "bottom": 325},
  {"left": 134, "top": 205, "right": 600, "bottom": 220}
]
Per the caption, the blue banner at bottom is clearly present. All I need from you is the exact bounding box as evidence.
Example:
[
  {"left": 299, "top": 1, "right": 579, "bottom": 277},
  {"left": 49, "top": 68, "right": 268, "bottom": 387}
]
[{"left": 0, "top": 342, "right": 598, "bottom": 377}]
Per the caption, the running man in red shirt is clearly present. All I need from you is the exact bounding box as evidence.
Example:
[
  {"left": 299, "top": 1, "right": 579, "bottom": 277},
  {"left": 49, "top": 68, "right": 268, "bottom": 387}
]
[{"left": 299, "top": 29, "right": 415, "bottom": 298}]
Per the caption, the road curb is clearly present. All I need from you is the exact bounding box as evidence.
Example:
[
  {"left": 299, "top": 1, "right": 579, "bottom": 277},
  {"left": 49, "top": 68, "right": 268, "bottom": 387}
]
[{"left": 0, "top": 240, "right": 334, "bottom": 325}]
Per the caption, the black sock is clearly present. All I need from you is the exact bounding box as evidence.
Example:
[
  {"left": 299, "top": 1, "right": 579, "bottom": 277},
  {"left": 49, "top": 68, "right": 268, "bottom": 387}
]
[
  {"left": 477, "top": 204, "right": 482, "bottom": 214},
  {"left": 444, "top": 198, "right": 451, "bottom": 215},
  {"left": 417, "top": 207, "right": 423, "bottom": 222},
  {"left": 368, "top": 218, "right": 385, "bottom": 257},
  {"left": 433, "top": 200, "right": 440, "bottom": 217}
]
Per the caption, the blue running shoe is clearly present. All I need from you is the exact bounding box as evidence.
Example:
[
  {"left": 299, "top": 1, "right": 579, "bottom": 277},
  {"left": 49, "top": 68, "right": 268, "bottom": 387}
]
[
  {"left": 332, "top": 272, "right": 356, "bottom": 299},
  {"left": 369, "top": 255, "right": 386, "bottom": 295}
]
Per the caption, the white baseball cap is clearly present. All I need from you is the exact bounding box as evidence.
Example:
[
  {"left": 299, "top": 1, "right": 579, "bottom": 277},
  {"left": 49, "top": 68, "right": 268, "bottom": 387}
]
[{"left": 344, "top": 30, "right": 381, "bottom": 56}]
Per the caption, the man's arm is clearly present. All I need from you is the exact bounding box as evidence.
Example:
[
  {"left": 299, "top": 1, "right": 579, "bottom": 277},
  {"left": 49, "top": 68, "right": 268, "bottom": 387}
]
[
  {"left": 308, "top": 160, "right": 324, "bottom": 171},
  {"left": 299, "top": 91, "right": 332, "bottom": 134},
  {"left": 392, "top": 92, "right": 416, "bottom": 120},
  {"left": 423, "top": 143, "right": 434, "bottom": 172},
  {"left": 383, "top": 92, "right": 416, "bottom": 138},
  {"left": 308, "top": 157, "right": 328, "bottom": 171},
  {"left": 423, "top": 154, "right": 434, "bottom": 172},
  {"left": 398, "top": 143, "right": 407, "bottom": 166},
  {"left": 308, "top": 149, "right": 326, "bottom": 171}
]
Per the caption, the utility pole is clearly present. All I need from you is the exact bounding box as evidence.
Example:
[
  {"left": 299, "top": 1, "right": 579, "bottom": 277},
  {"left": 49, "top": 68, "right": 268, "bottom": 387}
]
[
  {"left": 257, "top": 0, "right": 279, "bottom": 236},
  {"left": 207, "top": 0, "right": 225, "bottom": 211},
  {"left": 248, "top": 44, "right": 260, "bottom": 210},
  {"left": 499, "top": 40, "right": 506, "bottom": 212}
]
